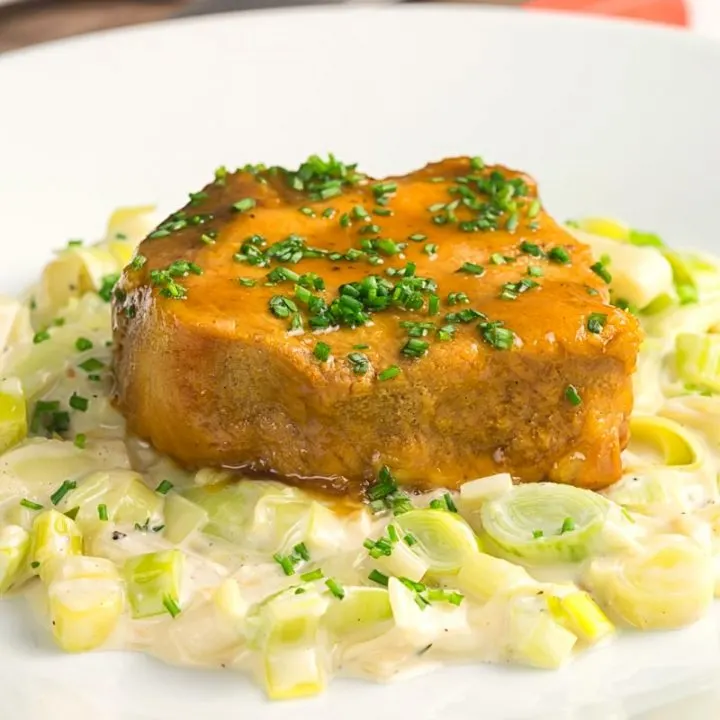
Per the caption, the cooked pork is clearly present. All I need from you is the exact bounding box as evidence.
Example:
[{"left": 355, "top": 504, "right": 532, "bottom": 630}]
[{"left": 112, "top": 156, "right": 641, "bottom": 493}]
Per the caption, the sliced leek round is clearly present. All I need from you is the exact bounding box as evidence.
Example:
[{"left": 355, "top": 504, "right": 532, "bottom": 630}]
[
  {"left": 585, "top": 535, "right": 714, "bottom": 630},
  {"left": 628, "top": 415, "right": 702, "bottom": 470},
  {"left": 394, "top": 509, "right": 479, "bottom": 574},
  {"left": 480, "top": 483, "right": 608, "bottom": 564}
]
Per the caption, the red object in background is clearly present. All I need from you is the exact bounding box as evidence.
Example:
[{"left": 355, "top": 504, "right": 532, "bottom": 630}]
[{"left": 524, "top": 0, "right": 688, "bottom": 26}]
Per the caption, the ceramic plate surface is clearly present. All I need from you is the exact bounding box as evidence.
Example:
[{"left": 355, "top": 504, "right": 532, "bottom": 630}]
[{"left": 2, "top": 7, "right": 720, "bottom": 719}]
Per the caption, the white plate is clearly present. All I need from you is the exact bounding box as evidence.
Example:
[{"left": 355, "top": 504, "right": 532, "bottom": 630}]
[{"left": 2, "top": 7, "right": 720, "bottom": 719}]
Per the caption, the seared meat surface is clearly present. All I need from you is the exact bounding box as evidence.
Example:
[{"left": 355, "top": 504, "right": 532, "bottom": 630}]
[{"left": 113, "top": 156, "right": 641, "bottom": 492}]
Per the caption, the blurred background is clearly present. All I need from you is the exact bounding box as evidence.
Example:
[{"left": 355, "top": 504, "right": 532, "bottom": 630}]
[{"left": 0, "top": 0, "right": 717, "bottom": 53}]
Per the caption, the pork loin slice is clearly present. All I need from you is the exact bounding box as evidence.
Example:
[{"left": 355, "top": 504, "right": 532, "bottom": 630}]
[{"left": 112, "top": 157, "right": 641, "bottom": 493}]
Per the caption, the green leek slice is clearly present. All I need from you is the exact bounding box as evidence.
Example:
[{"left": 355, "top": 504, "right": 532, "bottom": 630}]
[
  {"left": 585, "top": 536, "right": 713, "bottom": 629},
  {"left": 125, "top": 549, "right": 184, "bottom": 619},
  {"left": 480, "top": 483, "right": 608, "bottom": 564},
  {"left": 393, "top": 509, "right": 479, "bottom": 575}
]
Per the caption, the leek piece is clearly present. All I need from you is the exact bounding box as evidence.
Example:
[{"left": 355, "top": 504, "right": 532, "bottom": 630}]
[
  {"left": 459, "top": 473, "right": 513, "bottom": 510},
  {"left": 387, "top": 576, "right": 468, "bottom": 644},
  {"left": 660, "top": 395, "right": 720, "bottom": 447},
  {"left": 124, "top": 549, "right": 184, "bottom": 619},
  {"left": 252, "top": 588, "right": 329, "bottom": 700},
  {"left": 504, "top": 592, "right": 577, "bottom": 669},
  {"left": 573, "top": 217, "right": 629, "bottom": 241},
  {"left": 324, "top": 586, "right": 392, "bottom": 639},
  {"left": 373, "top": 537, "right": 429, "bottom": 583},
  {"left": 586, "top": 536, "right": 714, "bottom": 629},
  {"left": 162, "top": 578, "right": 248, "bottom": 663},
  {"left": 628, "top": 415, "right": 702, "bottom": 469},
  {"left": 664, "top": 250, "right": 699, "bottom": 305},
  {"left": 29, "top": 510, "right": 83, "bottom": 581},
  {"left": 47, "top": 559, "right": 123, "bottom": 652},
  {"left": 568, "top": 228, "right": 674, "bottom": 309},
  {"left": 57, "top": 471, "right": 162, "bottom": 530},
  {"left": 393, "top": 509, "right": 479, "bottom": 574},
  {"left": 455, "top": 552, "right": 533, "bottom": 603},
  {"left": 104, "top": 205, "right": 157, "bottom": 250},
  {"left": 303, "top": 501, "right": 346, "bottom": 556},
  {"left": 163, "top": 493, "right": 208, "bottom": 544},
  {"left": 480, "top": 483, "right": 608, "bottom": 564},
  {"left": 603, "top": 468, "right": 716, "bottom": 515},
  {"left": 264, "top": 647, "right": 325, "bottom": 701},
  {"left": 0, "top": 378, "right": 27, "bottom": 454},
  {"left": 675, "top": 333, "right": 720, "bottom": 394},
  {"left": 185, "top": 480, "right": 297, "bottom": 547},
  {"left": 546, "top": 590, "right": 614, "bottom": 644},
  {"left": 0, "top": 525, "right": 30, "bottom": 593}
]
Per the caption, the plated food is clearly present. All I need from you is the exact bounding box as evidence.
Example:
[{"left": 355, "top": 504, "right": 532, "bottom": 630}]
[{"left": 0, "top": 154, "right": 719, "bottom": 701}]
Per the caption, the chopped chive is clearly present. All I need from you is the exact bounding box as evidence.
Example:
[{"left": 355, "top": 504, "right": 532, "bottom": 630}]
[
  {"left": 532, "top": 529, "right": 544, "bottom": 539},
  {"left": 519, "top": 241, "right": 544, "bottom": 257},
  {"left": 506, "top": 212, "right": 519, "bottom": 233},
  {"left": 325, "top": 578, "right": 345, "bottom": 600},
  {"left": 200, "top": 232, "right": 217, "bottom": 245},
  {"left": 322, "top": 207, "right": 336, "bottom": 219},
  {"left": 373, "top": 207, "right": 393, "bottom": 217},
  {"left": 20, "top": 499, "right": 43, "bottom": 511},
  {"left": 69, "top": 393, "right": 89, "bottom": 412},
  {"left": 273, "top": 553, "right": 296, "bottom": 576},
  {"left": 458, "top": 262, "right": 484, "bottom": 275},
  {"left": 527, "top": 199, "right": 541, "bottom": 219},
  {"left": 590, "top": 261, "right": 612, "bottom": 284},
  {"left": 299, "top": 206, "right": 316, "bottom": 217},
  {"left": 469, "top": 156, "right": 485, "bottom": 171},
  {"left": 372, "top": 181, "right": 397, "bottom": 198},
  {"left": 408, "top": 233, "right": 427, "bottom": 242},
  {"left": 129, "top": 255, "right": 147, "bottom": 271},
  {"left": 314, "top": 341, "right": 331, "bottom": 362},
  {"left": 74, "top": 433, "right": 87, "bottom": 449},
  {"left": 402, "top": 338, "right": 429, "bottom": 358},
  {"left": 368, "top": 569, "right": 389, "bottom": 587},
  {"left": 565, "top": 385, "right": 582, "bottom": 407},
  {"left": 50, "top": 480, "right": 77, "bottom": 506},
  {"left": 231, "top": 198, "right": 256, "bottom": 213},
  {"left": 443, "top": 492, "right": 458, "bottom": 513},
  {"left": 75, "top": 337, "right": 93, "bottom": 352},
  {"left": 490, "top": 253, "right": 507, "bottom": 265},
  {"left": 424, "top": 243, "right": 439, "bottom": 256},
  {"left": 347, "top": 352, "right": 370, "bottom": 375},
  {"left": 98, "top": 503, "right": 109, "bottom": 521},
  {"left": 339, "top": 213, "right": 351, "bottom": 228},
  {"left": 301, "top": 568, "right": 324, "bottom": 582},
  {"left": 163, "top": 595, "right": 181, "bottom": 618},
  {"left": 378, "top": 365, "right": 401, "bottom": 381},
  {"left": 403, "top": 532, "right": 418, "bottom": 547},
  {"left": 33, "top": 330, "right": 50, "bottom": 344},
  {"left": 155, "top": 479, "right": 173, "bottom": 495},
  {"left": 238, "top": 277, "right": 256, "bottom": 287},
  {"left": 527, "top": 266, "right": 544, "bottom": 277},
  {"left": 294, "top": 543, "right": 310, "bottom": 561},
  {"left": 560, "top": 517, "right": 576, "bottom": 534},
  {"left": 428, "top": 294, "right": 440, "bottom": 316},
  {"left": 78, "top": 358, "right": 104, "bottom": 373},
  {"left": 587, "top": 313, "right": 608, "bottom": 334},
  {"left": 548, "top": 247, "right": 571, "bottom": 264}
]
